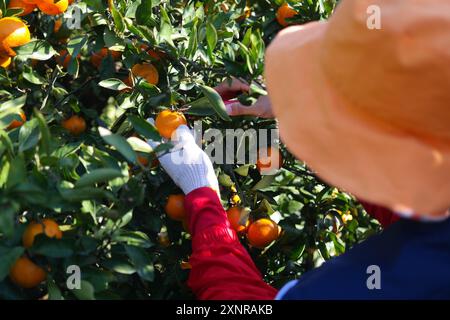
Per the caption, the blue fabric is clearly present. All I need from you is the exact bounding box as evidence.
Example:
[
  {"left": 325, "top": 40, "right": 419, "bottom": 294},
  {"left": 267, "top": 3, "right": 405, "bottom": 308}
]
[{"left": 280, "top": 218, "right": 450, "bottom": 299}]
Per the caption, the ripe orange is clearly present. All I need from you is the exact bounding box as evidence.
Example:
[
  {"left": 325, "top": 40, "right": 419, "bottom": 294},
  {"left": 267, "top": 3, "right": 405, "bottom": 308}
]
[
  {"left": 165, "top": 194, "right": 186, "bottom": 221},
  {"left": 7, "top": 111, "right": 26, "bottom": 130},
  {"left": 22, "top": 218, "right": 63, "bottom": 248},
  {"left": 130, "top": 63, "right": 159, "bottom": 85},
  {"left": 180, "top": 261, "right": 192, "bottom": 270},
  {"left": 247, "top": 218, "right": 279, "bottom": 248},
  {"left": 56, "top": 49, "right": 77, "bottom": 69},
  {"left": 155, "top": 110, "right": 187, "bottom": 139},
  {"left": 90, "top": 48, "right": 121, "bottom": 69},
  {"left": 226, "top": 207, "right": 248, "bottom": 233},
  {"left": 8, "top": 0, "right": 36, "bottom": 16},
  {"left": 37, "top": 0, "right": 69, "bottom": 15},
  {"left": 147, "top": 49, "right": 164, "bottom": 61},
  {"left": 53, "top": 18, "right": 63, "bottom": 33},
  {"left": 9, "top": 256, "right": 47, "bottom": 288},
  {"left": 0, "top": 55, "right": 12, "bottom": 68},
  {"left": 157, "top": 232, "right": 170, "bottom": 247},
  {"left": 256, "top": 146, "right": 283, "bottom": 174},
  {"left": 237, "top": 6, "right": 251, "bottom": 21},
  {"left": 0, "top": 17, "right": 31, "bottom": 56},
  {"left": 118, "top": 76, "right": 133, "bottom": 93},
  {"left": 276, "top": 3, "right": 298, "bottom": 27},
  {"left": 61, "top": 115, "right": 86, "bottom": 136},
  {"left": 137, "top": 155, "right": 149, "bottom": 167}
]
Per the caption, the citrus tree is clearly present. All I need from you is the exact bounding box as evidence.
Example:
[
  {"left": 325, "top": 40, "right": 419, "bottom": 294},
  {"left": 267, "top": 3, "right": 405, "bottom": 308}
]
[{"left": 0, "top": 0, "right": 381, "bottom": 300}]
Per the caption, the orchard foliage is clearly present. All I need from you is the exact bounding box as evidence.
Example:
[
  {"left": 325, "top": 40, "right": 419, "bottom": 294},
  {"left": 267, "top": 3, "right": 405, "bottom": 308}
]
[{"left": 0, "top": 0, "right": 381, "bottom": 300}]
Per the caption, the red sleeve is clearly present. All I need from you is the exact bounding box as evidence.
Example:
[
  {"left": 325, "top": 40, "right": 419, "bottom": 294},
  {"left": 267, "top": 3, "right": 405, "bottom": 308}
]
[
  {"left": 185, "top": 187, "right": 278, "bottom": 300},
  {"left": 359, "top": 200, "right": 400, "bottom": 228}
]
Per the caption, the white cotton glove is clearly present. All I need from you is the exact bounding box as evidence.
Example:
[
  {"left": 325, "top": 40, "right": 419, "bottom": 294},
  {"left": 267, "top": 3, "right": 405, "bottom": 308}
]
[{"left": 147, "top": 119, "right": 220, "bottom": 196}]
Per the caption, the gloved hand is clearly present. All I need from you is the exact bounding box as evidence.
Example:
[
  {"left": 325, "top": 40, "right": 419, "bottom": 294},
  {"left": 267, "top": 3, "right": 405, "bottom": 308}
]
[{"left": 147, "top": 120, "right": 220, "bottom": 197}]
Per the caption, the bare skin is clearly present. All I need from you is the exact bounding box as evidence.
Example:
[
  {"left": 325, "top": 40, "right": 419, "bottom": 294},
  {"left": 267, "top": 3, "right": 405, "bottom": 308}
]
[{"left": 214, "top": 78, "right": 275, "bottom": 119}]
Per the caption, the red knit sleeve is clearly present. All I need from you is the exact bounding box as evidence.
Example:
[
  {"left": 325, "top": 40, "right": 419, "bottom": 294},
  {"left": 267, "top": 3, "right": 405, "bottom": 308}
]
[
  {"left": 185, "top": 187, "right": 278, "bottom": 300},
  {"left": 359, "top": 200, "right": 400, "bottom": 228}
]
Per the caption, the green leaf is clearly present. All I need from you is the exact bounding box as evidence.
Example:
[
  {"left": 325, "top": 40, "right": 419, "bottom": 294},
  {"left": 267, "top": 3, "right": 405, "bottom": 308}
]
[
  {"left": 110, "top": 0, "right": 125, "bottom": 33},
  {"left": 47, "top": 279, "right": 63, "bottom": 300},
  {"left": 30, "top": 237, "right": 75, "bottom": 258},
  {"left": 59, "top": 186, "right": 116, "bottom": 202},
  {"left": 125, "top": 245, "right": 154, "bottom": 282},
  {"left": 127, "top": 136, "right": 153, "bottom": 153},
  {"left": 71, "top": 280, "right": 95, "bottom": 300},
  {"left": 0, "top": 247, "right": 24, "bottom": 281},
  {"left": 199, "top": 85, "right": 232, "bottom": 121},
  {"left": 18, "top": 118, "right": 41, "bottom": 152},
  {"left": 234, "top": 164, "right": 251, "bottom": 177},
  {"left": 0, "top": 95, "right": 27, "bottom": 110},
  {"left": 186, "top": 19, "right": 198, "bottom": 59},
  {"left": 115, "top": 231, "right": 153, "bottom": 248},
  {"left": 206, "top": 22, "right": 218, "bottom": 59},
  {"left": 185, "top": 97, "right": 215, "bottom": 116},
  {"left": 98, "top": 78, "right": 130, "bottom": 91},
  {"left": 218, "top": 173, "right": 234, "bottom": 187},
  {"left": 0, "top": 202, "right": 19, "bottom": 239},
  {"left": 128, "top": 115, "right": 161, "bottom": 141},
  {"left": 252, "top": 175, "right": 277, "bottom": 191},
  {"left": 136, "top": 0, "right": 153, "bottom": 26},
  {"left": 102, "top": 258, "right": 136, "bottom": 274},
  {"left": 34, "top": 109, "right": 51, "bottom": 155},
  {"left": 14, "top": 40, "right": 56, "bottom": 60},
  {"left": 75, "top": 168, "right": 123, "bottom": 188},
  {"left": 6, "top": 156, "right": 26, "bottom": 188},
  {"left": 23, "top": 65, "right": 45, "bottom": 85},
  {"left": 98, "top": 127, "right": 137, "bottom": 163}
]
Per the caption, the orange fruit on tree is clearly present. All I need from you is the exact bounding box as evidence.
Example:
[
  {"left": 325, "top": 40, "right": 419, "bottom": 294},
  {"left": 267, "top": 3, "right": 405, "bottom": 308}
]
[
  {"left": 53, "top": 18, "right": 63, "bottom": 33},
  {"left": 7, "top": 111, "right": 26, "bottom": 130},
  {"left": 276, "top": 3, "right": 298, "bottom": 27},
  {"left": 137, "top": 155, "right": 149, "bottom": 167},
  {"left": 237, "top": 6, "right": 251, "bottom": 21},
  {"left": 157, "top": 232, "right": 170, "bottom": 247},
  {"left": 120, "top": 76, "right": 133, "bottom": 93},
  {"left": 226, "top": 207, "right": 248, "bottom": 233},
  {"left": 7, "top": 0, "right": 37, "bottom": 16},
  {"left": 61, "top": 115, "right": 86, "bottom": 136},
  {"left": 165, "top": 194, "right": 186, "bottom": 221},
  {"left": 155, "top": 110, "right": 187, "bottom": 139},
  {"left": 256, "top": 146, "right": 283, "bottom": 174},
  {"left": 0, "top": 55, "right": 12, "bottom": 68},
  {"left": 56, "top": 49, "right": 77, "bottom": 69},
  {"left": 22, "top": 218, "right": 63, "bottom": 248},
  {"left": 139, "top": 45, "right": 165, "bottom": 61},
  {"left": 180, "top": 261, "right": 192, "bottom": 270},
  {"left": 9, "top": 256, "right": 47, "bottom": 288},
  {"left": 130, "top": 63, "right": 159, "bottom": 85},
  {"left": 247, "top": 218, "right": 279, "bottom": 248},
  {"left": 90, "top": 48, "right": 122, "bottom": 69},
  {"left": 37, "top": 0, "right": 69, "bottom": 15},
  {"left": 0, "top": 17, "right": 31, "bottom": 56}
]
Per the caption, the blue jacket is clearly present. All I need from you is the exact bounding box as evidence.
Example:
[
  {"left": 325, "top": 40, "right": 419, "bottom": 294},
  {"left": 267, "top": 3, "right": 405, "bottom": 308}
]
[{"left": 279, "top": 218, "right": 450, "bottom": 299}]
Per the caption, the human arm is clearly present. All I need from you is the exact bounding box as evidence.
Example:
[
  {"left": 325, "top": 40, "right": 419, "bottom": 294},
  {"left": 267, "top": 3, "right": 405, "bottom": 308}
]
[{"left": 148, "top": 124, "right": 277, "bottom": 300}]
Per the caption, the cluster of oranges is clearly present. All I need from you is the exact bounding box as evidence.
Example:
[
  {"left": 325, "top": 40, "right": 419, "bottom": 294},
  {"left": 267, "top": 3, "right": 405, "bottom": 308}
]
[
  {"left": 8, "top": 0, "right": 74, "bottom": 17},
  {"left": 9, "top": 219, "right": 62, "bottom": 288},
  {"left": 163, "top": 195, "right": 280, "bottom": 249},
  {"left": 0, "top": 0, "right": 76, "bottom": 68},
  {"left": 227, "top": 207, "right": 280, "bottom": 248}
]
